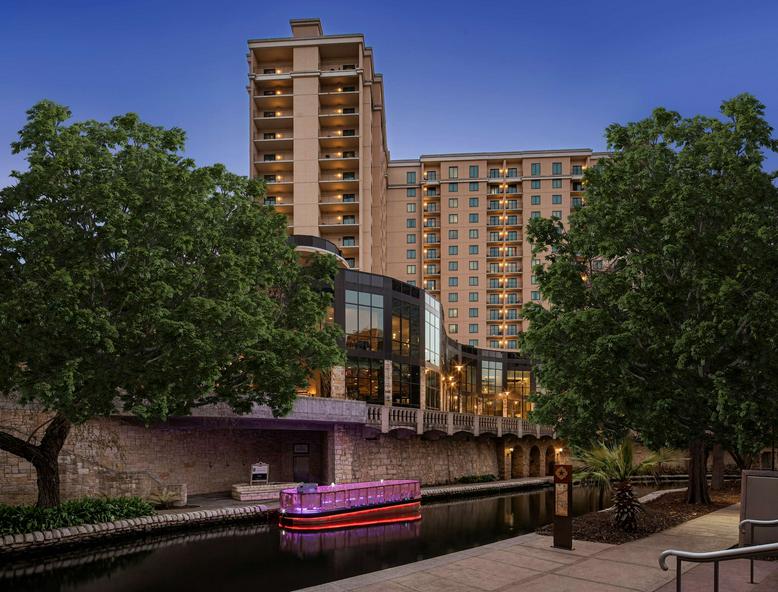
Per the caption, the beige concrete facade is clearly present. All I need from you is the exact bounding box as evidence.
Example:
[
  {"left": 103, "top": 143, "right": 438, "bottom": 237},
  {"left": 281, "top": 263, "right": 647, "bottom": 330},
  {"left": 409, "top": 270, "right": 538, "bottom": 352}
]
[
  {"left": 248, "top": 18, "right": 388, "bottom": 273},
  {"left": 250, "top": 19, "right": 607, "bottom": 349},
  {"left": 387, "top": 151, "right": 605, "bottom": 349}
]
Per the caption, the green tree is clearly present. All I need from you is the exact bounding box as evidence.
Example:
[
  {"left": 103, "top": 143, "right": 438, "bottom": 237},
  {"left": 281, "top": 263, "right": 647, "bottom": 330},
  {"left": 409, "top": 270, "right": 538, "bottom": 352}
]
[
  {"left": 575, "top": 439, "right": 674, "bottom": 531},
  {"left": 522, "top": 94, "right": 778, "bottom": 504},
  {"left": 0, "top": 101, "right": 343, "bottom": 507}
]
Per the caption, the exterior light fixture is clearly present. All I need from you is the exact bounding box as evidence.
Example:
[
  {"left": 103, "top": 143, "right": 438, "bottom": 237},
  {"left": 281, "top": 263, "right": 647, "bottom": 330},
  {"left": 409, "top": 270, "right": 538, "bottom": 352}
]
[
  {"left": 275, "top": 111, "right": 282, "bottom": 117},
  {"left": 276, "top": 155, "right": 282, "bottom": 160},
  {"left": 275, "top": 69, "right": 282, "bottom": 74},
  {"left": 275, "top": 90, "right": 282, "bottom": 95}
]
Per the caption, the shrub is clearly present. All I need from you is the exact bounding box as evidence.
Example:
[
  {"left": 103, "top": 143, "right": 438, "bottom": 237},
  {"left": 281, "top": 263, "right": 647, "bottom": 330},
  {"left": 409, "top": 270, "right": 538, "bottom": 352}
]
[{"left": 0, "top": 496, "right": 155, "bottom": 536}]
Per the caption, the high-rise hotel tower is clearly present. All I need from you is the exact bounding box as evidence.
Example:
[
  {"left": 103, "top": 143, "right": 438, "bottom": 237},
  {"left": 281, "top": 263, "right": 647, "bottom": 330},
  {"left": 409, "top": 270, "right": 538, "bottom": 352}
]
[{"left": 249, "top": 19, "right": 606, "bottom": 350}]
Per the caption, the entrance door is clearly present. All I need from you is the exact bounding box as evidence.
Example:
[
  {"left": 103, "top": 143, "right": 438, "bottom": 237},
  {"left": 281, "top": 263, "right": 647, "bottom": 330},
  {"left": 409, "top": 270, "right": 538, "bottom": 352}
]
[{"left": 293, "top": 455, "right": 310, "bottom": 482}]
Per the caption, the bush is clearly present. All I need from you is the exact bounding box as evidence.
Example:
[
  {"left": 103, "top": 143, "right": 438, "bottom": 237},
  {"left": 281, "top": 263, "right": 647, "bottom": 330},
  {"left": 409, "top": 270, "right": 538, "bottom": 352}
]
[
  {"left": 0, "top": 497, "right": 155, "bottom": 536},
  {"left": 456, "top": 474, "right": 498, "bottom": 484}
]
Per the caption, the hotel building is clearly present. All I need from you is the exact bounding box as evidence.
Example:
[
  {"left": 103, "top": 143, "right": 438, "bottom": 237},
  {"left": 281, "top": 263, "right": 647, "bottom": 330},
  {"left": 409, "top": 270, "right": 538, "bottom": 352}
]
[{"left": 249, "top": 19, "right": 605, "bottom": 353}]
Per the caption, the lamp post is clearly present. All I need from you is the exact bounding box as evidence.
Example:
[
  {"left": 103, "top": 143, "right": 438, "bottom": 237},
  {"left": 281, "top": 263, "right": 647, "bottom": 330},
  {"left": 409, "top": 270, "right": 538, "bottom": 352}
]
[{"left": 455, "top": 363, "right": 463, "bottom": 412}]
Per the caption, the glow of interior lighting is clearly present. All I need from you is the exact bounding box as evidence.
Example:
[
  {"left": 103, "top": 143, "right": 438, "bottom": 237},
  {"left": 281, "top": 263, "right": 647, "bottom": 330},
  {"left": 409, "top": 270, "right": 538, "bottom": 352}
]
[
  {"left": 276, "top": 155, "right": 282, "bottom": 160},
  {"left": 337, "top": 87, "right": 343, "bottom": 92},
  {"left": 275, "top": 111, "right": 282, "bottom": 116},
  {"left": 275, "top": 90, "right": 282, "bottom": 95}
]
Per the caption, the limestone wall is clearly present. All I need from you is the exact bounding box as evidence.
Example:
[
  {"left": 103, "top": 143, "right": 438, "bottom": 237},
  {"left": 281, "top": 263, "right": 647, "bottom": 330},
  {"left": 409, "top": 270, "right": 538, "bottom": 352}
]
[
  {"left": 0, "top": 401, "right": 327, "bottom": 505},
  {"left": 333, "top": 425, "right": 502, "bottom": 486}
]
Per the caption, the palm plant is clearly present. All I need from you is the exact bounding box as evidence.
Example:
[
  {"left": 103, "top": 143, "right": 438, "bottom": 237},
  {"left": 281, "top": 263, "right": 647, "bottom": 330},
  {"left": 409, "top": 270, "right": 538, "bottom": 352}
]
[{"left": 574, "top": 439, "right": 676, "bottom": 531}]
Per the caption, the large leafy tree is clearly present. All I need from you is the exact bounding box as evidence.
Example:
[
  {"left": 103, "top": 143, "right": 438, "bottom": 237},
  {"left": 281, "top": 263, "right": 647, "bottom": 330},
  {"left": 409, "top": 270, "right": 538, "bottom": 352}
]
[
  {"left": 0, "top": 101, "right": 343, "bottom": 507},
  {"left": 522, "top": 94, "right": 778, "bottom": 504}
]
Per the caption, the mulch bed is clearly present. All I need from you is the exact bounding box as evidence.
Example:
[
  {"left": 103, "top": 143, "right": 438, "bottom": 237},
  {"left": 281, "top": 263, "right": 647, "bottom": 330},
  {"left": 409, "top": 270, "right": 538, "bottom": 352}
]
[{"left": 537, "top": 482, "right": 741, "bottom": 545}]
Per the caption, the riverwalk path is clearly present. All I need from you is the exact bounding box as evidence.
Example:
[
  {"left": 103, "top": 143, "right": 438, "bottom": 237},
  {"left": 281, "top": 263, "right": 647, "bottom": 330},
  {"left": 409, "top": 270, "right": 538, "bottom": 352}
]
[{"left": 298, "top": 503, "right": 778, "bottom": 592}]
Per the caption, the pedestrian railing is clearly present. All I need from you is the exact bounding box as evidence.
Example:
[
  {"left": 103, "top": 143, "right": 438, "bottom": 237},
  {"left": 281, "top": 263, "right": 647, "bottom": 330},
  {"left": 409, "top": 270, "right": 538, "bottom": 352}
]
[
  {"left": 364, "top": 404, "right": 555, "bottom": 438},
  {"left": 658, "top": 518, "right": 778, "bottom": 591}
]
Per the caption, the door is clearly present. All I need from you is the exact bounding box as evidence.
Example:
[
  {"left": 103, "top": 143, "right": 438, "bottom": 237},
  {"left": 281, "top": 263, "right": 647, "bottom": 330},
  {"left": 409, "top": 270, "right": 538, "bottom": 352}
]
[{"left": 293, "top": 455, "right": 310, "bottom": 482}]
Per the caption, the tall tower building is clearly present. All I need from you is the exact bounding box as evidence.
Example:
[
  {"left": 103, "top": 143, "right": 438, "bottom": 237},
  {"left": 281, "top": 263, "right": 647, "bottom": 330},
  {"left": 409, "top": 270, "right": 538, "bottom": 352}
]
[
  {"left": 248, "top": 18, "right": 388, "bottom": 273},
  {"left": 249, "top": 20, "right": 606, "bottom": 350}
]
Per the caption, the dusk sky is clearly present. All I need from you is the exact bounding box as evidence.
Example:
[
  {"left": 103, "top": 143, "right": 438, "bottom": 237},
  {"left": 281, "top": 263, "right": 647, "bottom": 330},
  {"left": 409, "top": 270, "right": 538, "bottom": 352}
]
[{"left": 2, "top": 0, "right": 778, "bottom": 185}]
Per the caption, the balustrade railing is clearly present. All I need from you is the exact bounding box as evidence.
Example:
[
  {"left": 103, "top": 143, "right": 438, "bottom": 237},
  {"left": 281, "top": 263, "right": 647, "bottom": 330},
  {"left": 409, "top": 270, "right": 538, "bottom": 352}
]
[
  {"left": 389, "top": 406, "right": 417, "bottom": 428},
  {"left": 363, "top": 404, "right": 554, "bottom": 438}
]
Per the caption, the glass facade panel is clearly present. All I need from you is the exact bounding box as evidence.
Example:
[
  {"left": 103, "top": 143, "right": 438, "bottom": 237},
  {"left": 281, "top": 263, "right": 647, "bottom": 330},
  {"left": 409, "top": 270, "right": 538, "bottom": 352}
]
[
  {"left": 392, "top": 298, "right": 421, "bottom": 358},
  {"left": 392, "top": 362, "right": 420, "bottom": 407},
  {"left": 345, "top": 357, "right": 384, "bottom": 403},
  {"left": 424, "top": 293, "right": 442, "bottom": 367},
  {"left": 345, "top": 290, "right": 383, "bottom": 351}
]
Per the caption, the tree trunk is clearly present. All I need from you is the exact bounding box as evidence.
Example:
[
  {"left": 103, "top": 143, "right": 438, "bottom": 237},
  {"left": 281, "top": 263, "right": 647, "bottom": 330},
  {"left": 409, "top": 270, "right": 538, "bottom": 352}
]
[
  {"left": 711, "top": 443, "right": 725, "bottom": 491},
  {"left": 0, "top": 413, "right": 71, "bottom": 508},
  {"left": 686, "top": 439, "right": 711, "bottom": 504}
]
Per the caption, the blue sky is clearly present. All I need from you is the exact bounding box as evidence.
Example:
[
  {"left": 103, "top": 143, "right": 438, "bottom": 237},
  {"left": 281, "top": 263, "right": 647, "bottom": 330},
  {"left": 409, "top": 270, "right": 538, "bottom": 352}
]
[{"left": 2, "top": 0, "right": 777, "bottom": 184}]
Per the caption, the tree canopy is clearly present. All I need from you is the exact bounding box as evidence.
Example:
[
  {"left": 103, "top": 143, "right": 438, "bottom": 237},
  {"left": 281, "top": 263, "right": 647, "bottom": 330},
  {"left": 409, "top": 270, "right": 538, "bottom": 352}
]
[
  {"left": 0, "top": 101, "right": 343, "bottom": 505},
  {"left": 521, "top": 94, "right": 778, "bottom": 502}
]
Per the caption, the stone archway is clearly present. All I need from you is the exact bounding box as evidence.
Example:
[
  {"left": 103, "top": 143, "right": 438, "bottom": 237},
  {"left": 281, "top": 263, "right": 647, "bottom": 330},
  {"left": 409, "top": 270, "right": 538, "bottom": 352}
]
[
  {"left": 529, "top": 445, "right": 541, "bottom": 477},
  {"left": 544, "top": 446, "right": 555, "bottom": 477},
  {"left": 511, "top": 444, "right": 526, "bottom": 478}
]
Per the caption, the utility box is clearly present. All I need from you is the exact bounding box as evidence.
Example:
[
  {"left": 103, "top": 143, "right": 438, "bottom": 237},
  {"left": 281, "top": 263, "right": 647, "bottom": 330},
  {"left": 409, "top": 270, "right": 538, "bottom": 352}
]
[
  {"left": 250, "top": 462, "right": 269, "bottom": 485},
  {"left": 740, "top": 469, "right": 778, "bottom": 545}
]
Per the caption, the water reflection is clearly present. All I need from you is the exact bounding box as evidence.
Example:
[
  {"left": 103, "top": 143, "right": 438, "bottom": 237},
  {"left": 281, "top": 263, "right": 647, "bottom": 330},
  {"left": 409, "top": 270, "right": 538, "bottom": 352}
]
[{"left": 1, "top": 485, "right": 657, "bottom": 592}]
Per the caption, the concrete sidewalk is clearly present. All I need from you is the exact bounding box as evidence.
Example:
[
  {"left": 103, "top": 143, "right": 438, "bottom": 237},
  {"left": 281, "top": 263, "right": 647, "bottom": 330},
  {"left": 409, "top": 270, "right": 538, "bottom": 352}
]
[{"left": 298, "top": 503, "right": 778, "bottom": 592}]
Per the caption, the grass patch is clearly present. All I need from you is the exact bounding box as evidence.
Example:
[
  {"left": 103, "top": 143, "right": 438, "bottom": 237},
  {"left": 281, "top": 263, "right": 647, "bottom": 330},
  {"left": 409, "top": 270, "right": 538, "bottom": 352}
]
[{"left": 0, "top": 497, "right": 155, "bottom": 536}]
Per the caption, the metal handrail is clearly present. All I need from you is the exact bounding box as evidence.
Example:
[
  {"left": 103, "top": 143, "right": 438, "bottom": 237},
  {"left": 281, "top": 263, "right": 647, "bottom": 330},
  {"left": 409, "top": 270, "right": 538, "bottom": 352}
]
[
  {"left": 740, "top": 518, "right": 778, "bottom": 584},
  {"left": 659, "top": 529, "right": 778, "bottom": 591}
]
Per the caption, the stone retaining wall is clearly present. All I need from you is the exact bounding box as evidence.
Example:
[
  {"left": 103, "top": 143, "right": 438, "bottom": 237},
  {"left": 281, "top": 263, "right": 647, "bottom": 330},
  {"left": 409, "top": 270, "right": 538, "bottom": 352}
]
[
  {"left": 335, "top": 424, "right": 508, "bottom": 485},
  {"left": 0, "top": 504, "right": 269, "bottom": 556},
  {"left": 0, "top": 400, "right": 326, "bottom": 505}
]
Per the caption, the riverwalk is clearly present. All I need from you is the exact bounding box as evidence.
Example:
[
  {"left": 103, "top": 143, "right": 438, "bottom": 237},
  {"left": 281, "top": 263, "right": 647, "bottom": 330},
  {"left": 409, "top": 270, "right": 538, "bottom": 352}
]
[{"left": 298, "top": 503, "right": 778, "bottom": 592}]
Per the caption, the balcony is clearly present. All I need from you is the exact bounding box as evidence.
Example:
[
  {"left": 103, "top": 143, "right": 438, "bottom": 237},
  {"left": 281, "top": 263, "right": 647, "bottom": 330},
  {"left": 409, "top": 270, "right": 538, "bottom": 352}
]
[
  {"left": 254, "top": 113, "right": 293, "bottom": 131},
  {"left": 253, "top": 132, "right": 293, "bottom": 151},
  {"left": 254, "top": 153, "right": 293, "bottom": 173},
  {"left": 319, "top": 108, "right": 359, "bottom": 128},
  {"left": 319, "top": 62, "right": 359, "bottom": 74},
  {"left": 254, "top": 64, "right": 292, "bottom": 77},
  {"left": 259, "top": 173, "right": 293, "bottom": 187},
  {"left": 319, "top": 194, "right": 359, "bottom": 213},
  {"left": 319, "top": 130, "right": 359, "bottom": 150},
  {"left": 319, "top": 154, "right": 359, "bottom": 171},
  {"left": 319, "top": 173, "right": 358, "bottom": 192},
  {"left": 252, "top": 91, "right": 292, "bottom": 110},
  {"left": 318, "top": 88, "right": 359, "bottom": 107},
  {"left": 319, "top": 215, "right": 359, "bottom": 229}
]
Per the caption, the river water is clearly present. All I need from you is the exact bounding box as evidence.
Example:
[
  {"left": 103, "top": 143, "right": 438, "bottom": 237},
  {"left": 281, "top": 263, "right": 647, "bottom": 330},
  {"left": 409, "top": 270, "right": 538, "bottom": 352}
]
[{"left": 1, "top": 484, "right": 659, "bottom": 592}]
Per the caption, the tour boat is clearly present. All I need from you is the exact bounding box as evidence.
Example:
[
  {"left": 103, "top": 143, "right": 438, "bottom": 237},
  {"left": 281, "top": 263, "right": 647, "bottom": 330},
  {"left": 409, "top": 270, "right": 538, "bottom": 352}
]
[{"left": 278, "top": 480, "right": 422, "bottom": 531}]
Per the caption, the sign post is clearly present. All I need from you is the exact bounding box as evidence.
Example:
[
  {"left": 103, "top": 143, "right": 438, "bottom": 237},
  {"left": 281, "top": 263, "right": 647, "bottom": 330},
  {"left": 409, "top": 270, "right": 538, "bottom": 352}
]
[
  {"left": 250, "top": 462, "right": 269, "bottom": 485},
  {"left": 553, "top": 464, "right": 573, "bottom": 550}
]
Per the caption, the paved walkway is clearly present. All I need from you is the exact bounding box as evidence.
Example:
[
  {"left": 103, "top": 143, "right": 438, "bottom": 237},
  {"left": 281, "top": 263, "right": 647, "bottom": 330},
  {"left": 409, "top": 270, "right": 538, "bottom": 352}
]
[
  {"left": 422, "top": 476, "right": 552, "bottom": 498},
  {"left": 298, "top": 503, "right": 778, "bottom": 592}
]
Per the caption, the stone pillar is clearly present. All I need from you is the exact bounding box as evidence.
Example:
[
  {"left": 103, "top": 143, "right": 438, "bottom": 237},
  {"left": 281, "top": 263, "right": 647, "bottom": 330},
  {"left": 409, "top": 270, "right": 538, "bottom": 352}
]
[
  {"left": 497, "top": 439, "right": 512, "bottom": 480},
  {"left": 330, "top": 365, "right": 346, "bottom": 399},
  {"left": 383, "top": 360, "right": 393, "bottom": 406},
  {"left": 331, "top": 424, "right": 356, "bottom": 484},
  {"left": 419, "top": 370, "right": 426, "bottom": 410}
]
